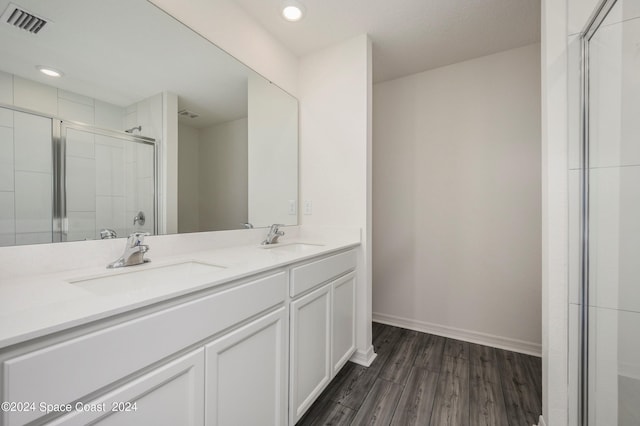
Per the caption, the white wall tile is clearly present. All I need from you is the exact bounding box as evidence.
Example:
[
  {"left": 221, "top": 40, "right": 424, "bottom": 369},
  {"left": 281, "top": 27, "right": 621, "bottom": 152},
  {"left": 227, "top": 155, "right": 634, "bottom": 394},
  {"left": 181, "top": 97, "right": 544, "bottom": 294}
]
[
  {"left": 95, "top": 101, "right": 124, "bottom": 131},
  {"left": 0, "top": 192, "right": 15, "bottom": 243},
  {"left": 95, "top": 141, "right": 125, "bottom": 197},
  {"left": 0, "top": 233, "right": 15, "bottom": 247},
  {"left": 58, "top": 90, "right": 94, "bottom": 106},
  {"left": 590, "top": 306, "right": 619, "bottom": 425},
  {"left": 96, "top": 196, "right": 126, "bottom": 237},
  {"left": 58, "top": 99, "right": 94, "bottom": 125},
  {"left": 66, "top": 128, "right": 95, "bottom": 159},
  {"left": 95, "top": 134, "right": 124, "bottom": 149},
  {"left": 589, "top": 18, "right": 640, "bottom": 168},
  {"left": 66, "top": 157, "right": 96, "bottom": 212},
  {"left": 589, "top": 166, "right": 640, "bottom": 313},
  {"left": 619, "top": 18, "right": 640, "bottom": 167},
  {"left": 589, "top": 308, "right": 640, "bottom": 424},
  {"left": 618, "top": 376, "right": 640, "bottom": 425},
  {"left": 14, "top": 171, "right": 52, "bottom": 233},
  {"left": 13, "top": 76, "right": 57, "bottom": 117},
  {"left": 589, "top": 21, "right": 623, "bottom": 168},
  {"left": 0, "top": 71, "right": 12, "bottom": 105},
  {"left": 15, "top": 232, "right": 52, "bottom": 245},
  {"left": 67, "top": 211, "right": 96, "bottom": 242},
  {"left": 124, "top": 111, "right": 137, "bottom": 130},
  {"left": 136, "top": 143, "right": 155, "bottom": 179},
  {"left": 0, "top": 126, "right": 14, "bottom": 192},
  {"left": 13, "top": 111, "right": 52, "bottom": 173},
  {"left": 95, "top": 143, "right": 111, "bottom": 196},
  {"left": 568, "top": 303, "right": 580, "bottom": 426},
  {"left": 0, "top": 106, "right": 13, "bottom": 128},
  {"left": 568, "top": 0, "right": 601, "bottom": 35}
]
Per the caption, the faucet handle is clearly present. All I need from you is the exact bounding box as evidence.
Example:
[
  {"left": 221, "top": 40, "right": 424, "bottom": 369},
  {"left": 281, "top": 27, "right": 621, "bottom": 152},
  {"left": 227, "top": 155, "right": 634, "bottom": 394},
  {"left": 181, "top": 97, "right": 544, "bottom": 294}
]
[{"left": 127, "top": 232, "right": 150, "bottom": 247}]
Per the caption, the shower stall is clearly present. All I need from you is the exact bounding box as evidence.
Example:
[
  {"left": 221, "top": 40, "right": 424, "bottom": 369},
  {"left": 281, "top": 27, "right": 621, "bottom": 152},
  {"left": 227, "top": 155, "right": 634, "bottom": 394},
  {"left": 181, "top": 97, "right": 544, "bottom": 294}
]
[
  {"left": 0, "top": 105, "right": 157, "bottom": 246},
  {"left": 578, "top": 0, "right": 640, "bottom": 424}
]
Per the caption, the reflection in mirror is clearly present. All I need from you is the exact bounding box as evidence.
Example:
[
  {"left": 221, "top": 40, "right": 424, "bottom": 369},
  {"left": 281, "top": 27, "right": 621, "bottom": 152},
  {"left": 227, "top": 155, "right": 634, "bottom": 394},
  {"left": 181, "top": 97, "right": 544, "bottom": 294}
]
[{"left": 0, "top": 0, "right": 298, "bottom": 247}]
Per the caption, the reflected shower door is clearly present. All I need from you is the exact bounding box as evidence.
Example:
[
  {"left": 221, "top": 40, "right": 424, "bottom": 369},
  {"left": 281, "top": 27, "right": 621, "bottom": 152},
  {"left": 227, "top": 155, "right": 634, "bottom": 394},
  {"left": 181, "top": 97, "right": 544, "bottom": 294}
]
[
  {"left": 64, "top": 124, "right": 156, "bottom": 241},
  {"left": 584, "top": 0, "right": 640, "bottom": 424},
  {"left": 0, "top": 106, "right": 53, "bottom": 246}
]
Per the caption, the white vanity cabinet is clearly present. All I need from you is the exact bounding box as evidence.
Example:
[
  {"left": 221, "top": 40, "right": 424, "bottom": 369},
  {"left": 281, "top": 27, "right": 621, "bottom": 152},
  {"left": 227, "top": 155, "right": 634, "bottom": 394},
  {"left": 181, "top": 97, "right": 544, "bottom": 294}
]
[
  {"left": 1, "top": 272, "right": 287, "bottom": 426},
  {"left": 0, "top": 246, "right": 359, "bottom": 426},
  {"left": 289, "top": 251, "right": 357, "bottom": 424},
  {"left": 47, "top": 349, "right": 205, "bottom": 426},
  {"left": 205, "top": 307, "right": 287, "bottom": 426}
]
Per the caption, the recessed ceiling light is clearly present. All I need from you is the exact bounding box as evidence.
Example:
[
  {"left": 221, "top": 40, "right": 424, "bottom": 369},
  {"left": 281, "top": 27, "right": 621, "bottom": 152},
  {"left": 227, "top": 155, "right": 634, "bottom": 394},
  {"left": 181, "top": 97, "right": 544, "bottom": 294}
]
[
  {"left": 282, "top": 0, "right": 304, "bottom": 22},
  {"left": 36, "top": 66, "right": 63, "bottom": 78}
]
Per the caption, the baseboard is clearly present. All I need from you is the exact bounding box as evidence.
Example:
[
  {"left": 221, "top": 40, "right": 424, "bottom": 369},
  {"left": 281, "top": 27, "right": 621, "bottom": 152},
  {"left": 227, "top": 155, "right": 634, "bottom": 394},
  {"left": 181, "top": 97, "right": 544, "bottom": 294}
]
[
  {"left": 373, "top": 312, "right": 542, "bottom": 357},
  {"left": 349, "top": 344, "right": 377, "bottom": 367},
  {"left": 537, "top": 414, "right": 546, "bottom": 426}
]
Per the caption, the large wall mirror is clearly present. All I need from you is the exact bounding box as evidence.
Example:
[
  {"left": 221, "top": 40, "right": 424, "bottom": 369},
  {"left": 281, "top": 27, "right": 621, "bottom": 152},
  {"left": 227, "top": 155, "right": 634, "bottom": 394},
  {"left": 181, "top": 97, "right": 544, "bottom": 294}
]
[{"left": 0, "top": 0, "right": 298, "bottom": 247}]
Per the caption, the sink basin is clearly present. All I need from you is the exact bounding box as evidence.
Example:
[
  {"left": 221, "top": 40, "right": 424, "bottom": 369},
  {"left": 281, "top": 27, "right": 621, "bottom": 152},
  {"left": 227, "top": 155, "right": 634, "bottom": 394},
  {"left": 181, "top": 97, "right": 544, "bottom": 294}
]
[
  {"left": 69, "top": 261, "right": 225, "bottom": 295},
  {"left": 261, "top": 243, "right": 325, "bottom": 253}
]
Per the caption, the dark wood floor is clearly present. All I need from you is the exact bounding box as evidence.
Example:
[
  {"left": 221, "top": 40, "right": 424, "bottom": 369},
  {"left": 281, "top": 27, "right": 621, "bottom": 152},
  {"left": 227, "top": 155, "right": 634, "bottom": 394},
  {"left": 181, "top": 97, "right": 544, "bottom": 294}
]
[{"left": 297, "top": 322, "right": 542, "bottom": 426}]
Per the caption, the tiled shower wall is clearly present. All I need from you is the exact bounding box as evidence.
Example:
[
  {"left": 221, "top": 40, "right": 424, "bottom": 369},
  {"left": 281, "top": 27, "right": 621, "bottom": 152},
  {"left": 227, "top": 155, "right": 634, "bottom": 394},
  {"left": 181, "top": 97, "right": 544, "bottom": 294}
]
[{"left": 0, "top": 70, "right": 159, "bottom": 245}]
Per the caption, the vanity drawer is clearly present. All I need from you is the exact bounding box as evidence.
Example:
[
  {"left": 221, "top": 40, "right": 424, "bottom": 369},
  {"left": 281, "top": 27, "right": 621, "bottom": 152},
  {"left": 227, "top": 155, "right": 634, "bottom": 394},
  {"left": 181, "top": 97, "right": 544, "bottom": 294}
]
[
  {"left": 2, "top": 272, "right": 286, "bottom": 426},
  {"left": 290, "top": 250, "right": 356, "bottom": 297}
]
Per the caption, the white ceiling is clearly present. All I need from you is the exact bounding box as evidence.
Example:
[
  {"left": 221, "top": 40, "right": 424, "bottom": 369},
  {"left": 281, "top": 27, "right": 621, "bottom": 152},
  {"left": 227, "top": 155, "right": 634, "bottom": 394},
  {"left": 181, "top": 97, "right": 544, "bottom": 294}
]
[
  {"left": 232, "top": 0, "right": 541, "bottom": 83},
  {"left": 0, "top": 0, "right": 254, "bottom": 128}
]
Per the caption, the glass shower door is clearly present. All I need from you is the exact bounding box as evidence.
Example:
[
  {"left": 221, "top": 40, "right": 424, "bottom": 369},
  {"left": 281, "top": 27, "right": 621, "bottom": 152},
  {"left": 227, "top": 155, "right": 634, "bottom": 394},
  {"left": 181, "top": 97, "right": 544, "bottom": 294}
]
[
  {"left": 583, "top": 0, "right": 640, "bottom": 424},
  {"left": 63, "top": 123, "right": 156, "bottom": 241},
  {"left": 0, "top": 106, "right": 53, "bottom": 246}
]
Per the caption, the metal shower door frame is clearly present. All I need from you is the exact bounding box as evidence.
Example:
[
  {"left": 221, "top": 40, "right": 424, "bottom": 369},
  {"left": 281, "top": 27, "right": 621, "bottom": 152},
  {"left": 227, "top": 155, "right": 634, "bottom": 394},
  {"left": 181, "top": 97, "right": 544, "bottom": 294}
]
[{"left": 55, "top": 121, "right": 158, "bottom": 242}]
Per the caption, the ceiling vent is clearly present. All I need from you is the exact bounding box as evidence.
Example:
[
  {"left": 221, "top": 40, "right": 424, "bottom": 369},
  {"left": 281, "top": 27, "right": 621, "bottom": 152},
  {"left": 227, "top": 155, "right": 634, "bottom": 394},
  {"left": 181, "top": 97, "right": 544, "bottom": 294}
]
[
  {"left": 1, "top": 3, "right": 49, "bottom": 34},
  {"left": 178, "top": 109, "right": 200, "bottom": 119}
]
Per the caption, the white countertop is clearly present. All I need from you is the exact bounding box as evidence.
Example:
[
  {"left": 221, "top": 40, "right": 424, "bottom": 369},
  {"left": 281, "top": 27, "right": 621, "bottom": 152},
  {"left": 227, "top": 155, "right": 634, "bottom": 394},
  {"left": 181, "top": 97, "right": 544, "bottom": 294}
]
[{"left": 0, "top": 232, "right": 360, "bottom": 349}]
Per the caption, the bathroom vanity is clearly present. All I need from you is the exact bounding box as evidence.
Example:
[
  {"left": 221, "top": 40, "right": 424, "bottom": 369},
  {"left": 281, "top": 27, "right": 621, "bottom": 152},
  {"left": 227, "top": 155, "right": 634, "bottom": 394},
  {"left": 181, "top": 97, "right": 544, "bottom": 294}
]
[{"left": 0, "top": 234, "right": 359, "bottom": 426}]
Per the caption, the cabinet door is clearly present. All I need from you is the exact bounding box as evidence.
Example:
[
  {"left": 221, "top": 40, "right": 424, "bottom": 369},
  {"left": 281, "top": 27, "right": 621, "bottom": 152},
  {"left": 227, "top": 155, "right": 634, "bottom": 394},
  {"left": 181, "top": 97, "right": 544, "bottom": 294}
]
[
  {"left": 332, "top": 271, "right": 356, "bottom": 375},
  {"left": 289, "top": 284, "right": 332, "bottom": 424},
  {"left": 48, "top": 349, "right": 205, "bottom": 426},
  {"left": 205, "top": 307, "right": 287, "bottom": 426}
]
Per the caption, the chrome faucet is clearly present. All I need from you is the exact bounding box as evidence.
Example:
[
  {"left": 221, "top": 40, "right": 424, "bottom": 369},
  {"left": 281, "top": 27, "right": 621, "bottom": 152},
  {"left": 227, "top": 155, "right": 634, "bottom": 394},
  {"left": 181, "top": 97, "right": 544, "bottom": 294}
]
[
  {"left": 100, "top": 228, "right": 117, "bottom": 239},
  {"left": 107, "top": 232, "right": 151, "bottom": 268},
  {"left": 262, "top": 224, "right": 284, "bottom": 245}
]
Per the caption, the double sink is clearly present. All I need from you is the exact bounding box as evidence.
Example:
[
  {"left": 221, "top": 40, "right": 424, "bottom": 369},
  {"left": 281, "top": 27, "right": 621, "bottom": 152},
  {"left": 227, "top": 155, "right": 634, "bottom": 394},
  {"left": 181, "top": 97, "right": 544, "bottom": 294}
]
[{"left": 68, "top": 243, "right": 324, "bottom": 295}]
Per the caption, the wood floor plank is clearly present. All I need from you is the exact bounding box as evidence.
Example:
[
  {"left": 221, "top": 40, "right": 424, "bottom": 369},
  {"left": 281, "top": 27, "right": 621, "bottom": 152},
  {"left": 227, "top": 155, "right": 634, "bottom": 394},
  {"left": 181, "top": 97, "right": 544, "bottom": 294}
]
[
  {"left": 522, "top": 354, "right": 543, "bottom": 403},
  {"left": 469, "top": 343, "right": 497, "bottom": 363},
  {"left": 414, "top": 333, "right": 446, "bottom": 372},
  {"left": 470, "top": 376, "right": 509, "bottom": 426},
  {"left": 444, "top": 338, "right": 470, "bottom": 359},
  {"left": 469, "top": 344, "right": 500, "bottom": 384},
  {"left": 295, "top": 399, "right": 355, "bottom": 426},
  {"left": 379, "top": 329, "right": 420, "bottom": 385},
  {"left": 296, "top": 324, "right": 541, "bottom": 426},
  {"left": 429, "top": 372, "right": 470, "bottom": 426},
  {"left": 496, "top": 350, "right": 542, "bottom": 426},
  {"left": 351, "top": 378, "right": 403, "bottom": 426},
  {"left": 323, "top": 362, "right": 378, "bottom": 410},
  {"left": 368, "top": 324, "right": 403, "bottom": 375},
  {"left": 441, "top": 355, "right": 469, "bottom": 379},
  {"left": 390, "top": 367, "right": 440, "bottom": 426},
  {"left": 469, "top": 344, "right": 508, "bottom": 426}
]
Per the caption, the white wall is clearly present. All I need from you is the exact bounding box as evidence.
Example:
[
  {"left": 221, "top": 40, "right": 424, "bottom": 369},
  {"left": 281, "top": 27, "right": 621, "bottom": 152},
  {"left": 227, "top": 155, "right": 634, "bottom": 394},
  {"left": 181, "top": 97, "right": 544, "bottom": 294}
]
[
  {"left": 148, "top": 0, "right": 298, "bottom": 97},
  {"left": 542, "top": 0, "right": 572, "bottom": 425},
  {"left": 200, "top": 118, "right": 248, "bottom": 231},
  {"left": 299, "top": 34, "right": 374, "bottom": 364},
  {"left": 177, "top": 123, "right": 200, "bottom": 233},
  {"left": 372, "top": 44, "right": 542, "bottom": 355},
  {"left": 247, "top": 74, "right": 298, "bottom": 227}
]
